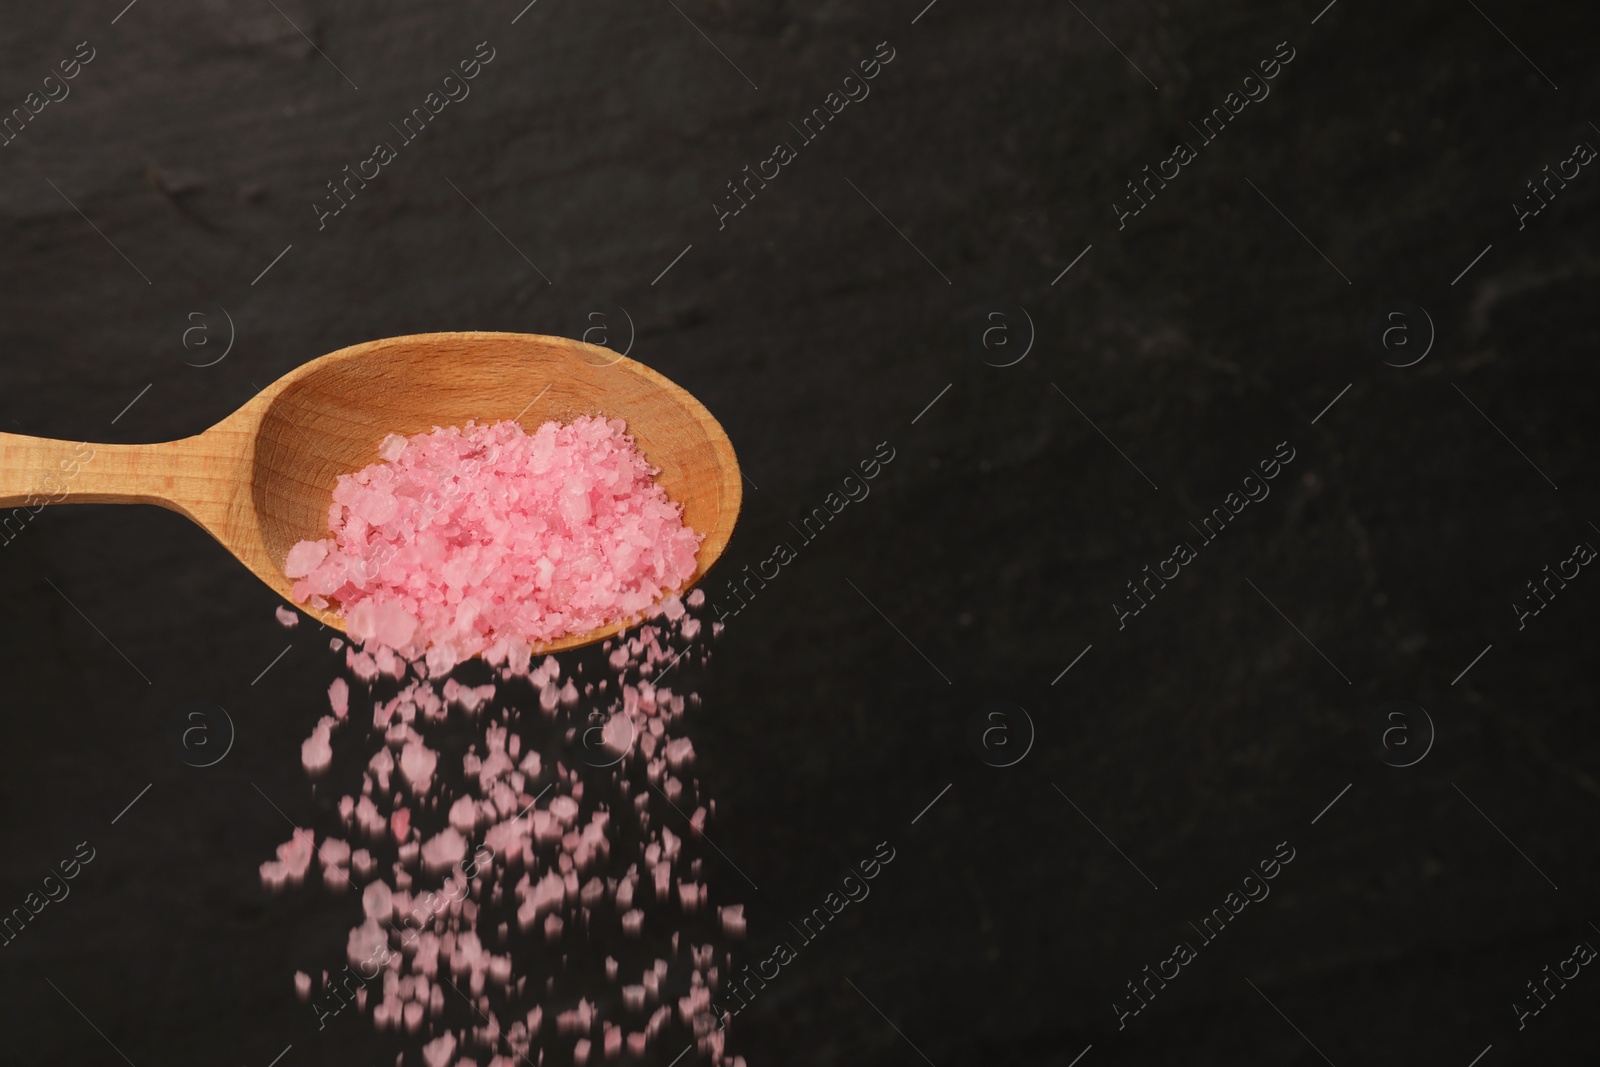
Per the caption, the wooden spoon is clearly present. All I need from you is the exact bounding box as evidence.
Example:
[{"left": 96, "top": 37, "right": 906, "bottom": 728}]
[{"left": 0, "top": 332, "right": 743, "bottom": 653}]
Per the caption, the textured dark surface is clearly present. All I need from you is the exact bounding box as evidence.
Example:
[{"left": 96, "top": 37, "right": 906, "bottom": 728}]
[{"left": 2, "top": 1, "right": 1599, "bottom": 1064}]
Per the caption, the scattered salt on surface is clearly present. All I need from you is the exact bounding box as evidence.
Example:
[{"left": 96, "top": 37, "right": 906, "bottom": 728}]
[{"left": 276, "top": 605, "right": 300, "bottom": 628}]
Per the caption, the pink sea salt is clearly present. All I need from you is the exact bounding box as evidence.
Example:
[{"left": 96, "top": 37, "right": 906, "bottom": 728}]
[
  {"left": 263, "top": 548, "right": 744, "bottom": 1066},
  {"left": 287, "top": 417, "right": 702, "bottom": 663}
]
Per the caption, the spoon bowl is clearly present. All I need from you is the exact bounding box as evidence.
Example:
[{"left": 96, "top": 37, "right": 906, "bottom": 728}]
[{"left": 0, "top": 332, "right": 742, "bottom": 654}]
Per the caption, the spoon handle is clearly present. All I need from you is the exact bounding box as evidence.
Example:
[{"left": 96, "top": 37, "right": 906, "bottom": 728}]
[{"left": 0, "top": 432, "right": 187, "bottom": 512}]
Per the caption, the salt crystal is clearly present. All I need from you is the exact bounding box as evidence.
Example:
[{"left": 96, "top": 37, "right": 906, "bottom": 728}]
[
  {"left": 276, "top": 605, "right": 300, "bottom": 628},
  {"left": 283, "top": 540, "right": 327, "bottom": 579},
  {"left": 527, "top": 871, "right": 565, "bottom": 918},
  {"left": 602, "top": 712, "right": 634, "bottom": 755},
  {"left": 352, "top": 799, "right": 382, "bottom": 844},
  {"left": 329, "top": 677, "right": 350, "bottom": 718},
  {"left": 301, "top": 718, "right": 334, "bottom": 775},
  {"left": 448, "top": 796, "right": 480, "bottom": 833},
  {"left": 652, "top": 863, "right": 670, "bottom": 899},
  {"left": 269, "top": 828, "right": 314, "bottom": 886},
  {"left": 287, "top": 418, "right": 702, "bottom": 658},
  {"left": 369, "top": 747, "right": 394, "bottom": 792},
  {"left": 378, "top": 433, "right": 409, "bottom": 461},
  {"left": 363, "top": 880, "right": 393, "bottom": 922},
  {"left": 420, "top": 1032, "right": 456, "bottom": 1067},
  {"left": 421, "top": 828, "right": 468, "bottom": 874},
  {"left": 347, "top": 646, "right": 380, "bottom": 682},
  {"left": 260, "top": 419, "right": 750, "bottom": 1067},
  {"left": 549, "top": 796, "right": 579, "bottom": 826},
  {"left": 321, "top": 837, "right": 351, "bottom": 868},
  {"left": 399, "top": 739, "right": 439, "bottom": 791},
  {"left": 663, "top": 738, "right": 695, "bottom": 772},
  {"left": 347, "top": 919, "right": 386, "bottom": 969}
]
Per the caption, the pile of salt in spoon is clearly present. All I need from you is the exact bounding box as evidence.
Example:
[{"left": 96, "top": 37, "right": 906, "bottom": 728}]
[
  {"left": 284, "top": 416, "right": 703, "bottom": 675},
  {"left": 260, "top": 417, "right": 746, "bottom": 1066}
]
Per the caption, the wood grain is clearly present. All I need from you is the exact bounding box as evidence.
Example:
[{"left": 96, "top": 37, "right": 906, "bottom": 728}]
[{"left": 0, "top": 332, "right": 743, "bottom": 654}]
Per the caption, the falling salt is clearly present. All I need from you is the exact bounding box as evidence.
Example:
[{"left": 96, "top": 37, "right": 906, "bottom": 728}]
[{"left": 262, "top": 418, "right": 743, "bottom": 1065}]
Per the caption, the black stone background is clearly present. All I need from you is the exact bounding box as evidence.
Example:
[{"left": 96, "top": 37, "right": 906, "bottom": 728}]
[{"left": 1, "top": 1, "right": 1598, "bottom": 1064}]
